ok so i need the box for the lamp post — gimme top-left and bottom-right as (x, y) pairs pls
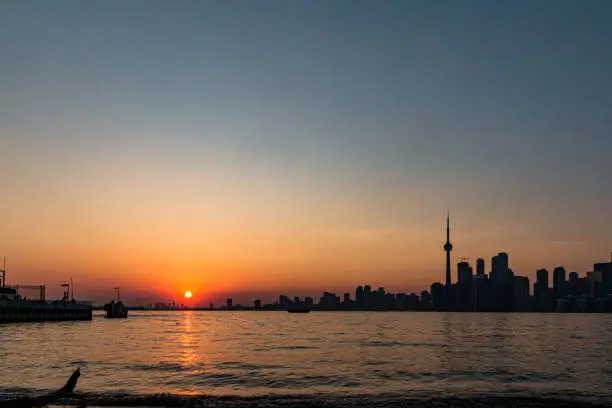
(114, 287), (120, 302)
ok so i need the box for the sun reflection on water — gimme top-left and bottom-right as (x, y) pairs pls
(179, 311), (197, 369)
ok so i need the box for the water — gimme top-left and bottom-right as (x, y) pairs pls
(1, 311), (611, 406)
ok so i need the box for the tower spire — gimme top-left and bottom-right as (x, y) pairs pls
(446, 209), (450, 243)
(443, 210), (453, 287)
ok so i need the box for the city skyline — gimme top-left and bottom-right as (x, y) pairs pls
(2, 211), (611, 305)
(6, 212), (609, 307)
(1, 1), (611, 303)
(138, 212), (612, 311)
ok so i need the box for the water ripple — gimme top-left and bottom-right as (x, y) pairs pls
(0, 311), (610, 400)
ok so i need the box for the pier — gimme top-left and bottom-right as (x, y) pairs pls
(0, 258), (93, 323)
(0, 298), (92, 323)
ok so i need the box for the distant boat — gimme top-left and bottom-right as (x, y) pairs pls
(103, 300), (128, 318)
(104, 287), (128, 318)
(287, 306), (311, 313)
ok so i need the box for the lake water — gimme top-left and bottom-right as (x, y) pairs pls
(1, 311), (611, 407)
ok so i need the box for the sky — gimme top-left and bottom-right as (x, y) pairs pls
(1, 0), (611, 305)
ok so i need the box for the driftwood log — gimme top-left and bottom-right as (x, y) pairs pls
(0, 368), (80, 408)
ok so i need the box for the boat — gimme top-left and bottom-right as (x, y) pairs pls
(287, 306), (311, 313)
(103, 300), (128, 318)
(103, 287), (128, 318)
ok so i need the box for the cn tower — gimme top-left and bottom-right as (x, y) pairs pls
(444, 210), (453, 287)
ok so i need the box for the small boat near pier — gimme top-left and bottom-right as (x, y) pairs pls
(104, 287), (128, 318)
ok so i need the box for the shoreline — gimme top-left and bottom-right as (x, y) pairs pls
(33, 390), (612, 408)
(43, 393), (612, 408)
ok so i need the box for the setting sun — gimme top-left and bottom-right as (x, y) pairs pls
(184, 291), (192, 299)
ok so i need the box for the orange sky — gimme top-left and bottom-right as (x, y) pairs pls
(1, 133), (610, 304)
(1, 2), (611, 305)
(2, 173), (609, 305)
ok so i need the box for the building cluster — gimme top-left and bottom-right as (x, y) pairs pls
(150, 214), (612, 313)
(218, 288), (431, 312)
(433, 213), (612, 313)
(145, 301), (189, 310)
(227, 214), (612, 313)
(216, 255), (612, 312)
(431, 253), (612, 313)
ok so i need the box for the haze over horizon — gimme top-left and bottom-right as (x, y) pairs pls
(1, 0), (611, 305)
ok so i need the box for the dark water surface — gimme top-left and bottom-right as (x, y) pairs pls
(1, 311), (611, 406)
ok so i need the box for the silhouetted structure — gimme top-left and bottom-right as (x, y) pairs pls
(443, 211), (453, 294)
(553, 266), (567, 301)
(594, 259), (612, 294)
(0, 259), (92, 323)
(534, 269), (550, 311)
(476, 258), (485, 277)
(104, 288), (128, 318)
(104, 300), (128, 318)
(431, 283), (444, 310)
(457, 261), (473, 311)
(512, 276), (530, 311)
(143, 220), (612, 314)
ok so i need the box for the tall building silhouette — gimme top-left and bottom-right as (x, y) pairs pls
(431, 282), (445, 310)
(457, 261), (473, 286)
(512, 276), (530, 311)
(534, 268), (550, 311)
(457, 261), (473, 311)
(536, 268), (549, 290)
(476, 258), (485, 277)
(491, 252), (510, 286)
(355, 285), (364, 307)
(444, 211), (453, 287)
(553, 266), (567, 299)
(594, 259), (612, 294)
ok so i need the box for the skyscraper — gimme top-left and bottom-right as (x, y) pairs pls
(476, 258), (485, 277)
(491, 252), (510, 286)
(356, 285), (364, 307)
(444, 211), (453, 287)
(534, 269), (550, 311)
(457, 261), (473, 286)
(457, 261), (473, 311)
(431, 282), (445, 310)
(536, 269), (549, 290)
(363, 285), (372, 309)
(553, 266), (567, 299)
(594, 260), (612, 294)
(512, 276), (530, 311)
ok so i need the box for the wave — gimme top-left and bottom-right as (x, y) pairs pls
(214, 361), (289, 370)
(253, 345), (319, 351)
(359, 340), (445, 348)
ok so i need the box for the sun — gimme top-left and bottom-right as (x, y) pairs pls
(184, 290), (192, 299)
